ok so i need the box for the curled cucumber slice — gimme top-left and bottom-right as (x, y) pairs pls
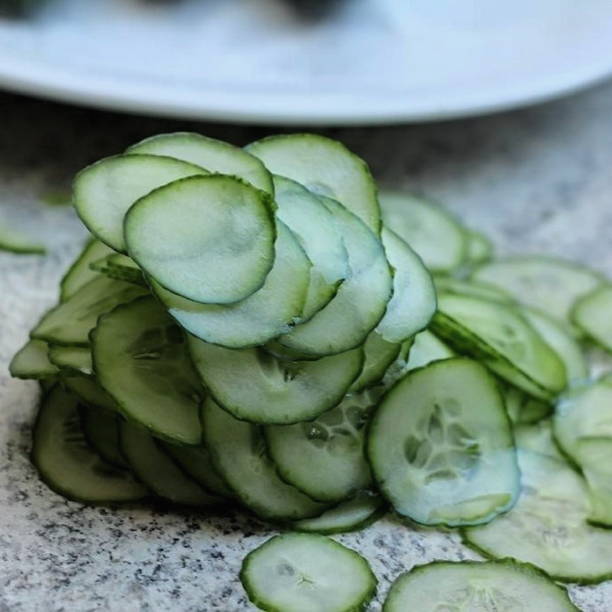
(60, 239), (114, 301)
(9, 339), (58, 380)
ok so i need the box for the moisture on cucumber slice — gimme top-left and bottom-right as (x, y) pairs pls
(125, 174), (276, 305)
(127, 132), (274, 195)
(90, 253), (145, 286)
(119, 421), (222, 507)
(240, 533), (377, 612)
(152, 221), (310, 349)
(201, 397), (328, 520)
(465, 229), (494, 265)
(383, 559), (577, 612)
(63, 375), (118, 412)
(471, 255), (603, 328)
(32, 387), (147, 503)
(277, 196), (392, 357)
(48, 345), (93, 377)
(0, 221), (45, 255)
(188, 337), (363, 424)
(73, 153), (206, 252)
(92, 296), (203, 446)
(60, 239), (115, 301)
(368, 358), (519, 527)
(572, 285), (612, 353)
(247, 133), (381, 233)
(265, 391), (375, 503)
(80, 404), (127, 469)
(434, 276), (513, 304)
(9, 339), (58, 380)
(574, 437), (612, 527)
(31, 276), (147, 347)
(349, 332), (402, 392)
(379, 192), (467, 273)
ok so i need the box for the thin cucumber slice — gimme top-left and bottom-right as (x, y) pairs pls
(201, 397), (327, 520)
(265, 391), (375, 503)
(125, 174), (276, 304)
(119, 421), (222, 507)
(151, 221), (310, 348)
(291, 492), (385, 534)
(90, 253), (145, 286)
(31, 276), (147, 347)
(60, 239), (114, 301)
(32, 387), (147, 503)
(574, 437), (612, 527)
(432, 294), (567, 400)
(383, 559), (577, 612)
(368, 358), (519, 527)
(273, 176), (348, 320)
(0, 221), (45, 254)
(63, 375), (118, 412)
(188, 337), (363, 424)
(127, 132), (274, 194)
(240, 533), (377, 612)
(572, 285), (612, 352)
(349, 332), (402, 392)
(9, 339), (58, 380)
(376, 227), (436, 343)
(277, 196), (392, 356)
(247, 133), (381, 233)
(48, 345), (93, 376)
(504, 386), (551, 425)
(434, 276), (513, 304)
(379, 192), (467, 273)
(471, 255), (603, 328)
(465, 229), (494, 265)
(403, 330), (455, 372)
(79, 404), (127, 469)
(92, 296), (203, 446)
(73, 153), (206, 252)
(513, 419), (565, 461)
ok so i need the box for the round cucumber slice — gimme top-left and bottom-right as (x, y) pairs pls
(79, 404), (127, 469)
(572, 284), (612, 353)
(403, 330), (455, 372)
(60, 239), (115, 301)
(9, 339), (58, 380)
(0, 221), (45, 255)
(349, 331), (402, 392)
(240, 533), (377, 612)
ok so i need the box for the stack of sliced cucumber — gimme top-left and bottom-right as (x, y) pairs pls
(10, 131), (612, 610)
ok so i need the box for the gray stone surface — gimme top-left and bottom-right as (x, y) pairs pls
(2, 81), (612, 610)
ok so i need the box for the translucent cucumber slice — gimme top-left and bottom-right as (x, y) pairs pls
(9, 339), (58, 380)
(119, 421), (222, 508)
(265, 391), (375, 503)
(572, 285), (612, 352)
(151, 221), (310, 348)
(247, 133), (381, 233)
(0, 221), (45, 255)
(92, 297), (203, 446)
(368, 358), (519, 526)
(90, 253), (145, 286)
(79, 404), (127, 469)
(434, 277), (513, 304)
(48, 345), (93, 376)
(188, 337), (363, 424)
(63, 375), (118, 412)
(73, 153), (206, 252)
(403, 330), (455, 372)
(383, 559), (577, 612)
(31, 276), (147, 347)
(127, 132), (273, 194)
(349, 332), (402, 392)
(465, 229), (494, 265)
(60, 239), (114, 301)
(379, 192), (467, 273)
(277, 196), (392, 357)
(240, 534), (377, 612)
(125, 175), (276, 304)
(32, 387), (147, 503)
(201, 397), (328, 520)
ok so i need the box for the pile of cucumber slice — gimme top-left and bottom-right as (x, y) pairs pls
(9, 131), (612, 610)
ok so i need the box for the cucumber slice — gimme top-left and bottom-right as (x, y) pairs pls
(47, 345), (93, 376)
(151, 221), (310, 348)
(31, 276), (147, 347)
(92, 296), (203, 446)
(188, 337), (363, 424)
(277, 196), (392, 357)
(513, 419), (565, 461)
(368, 358), (519, 526)
(504, 386), (551, 425)
(273, 176), (348, 320)
(383, 559), (577, 612)
(32, 387), (147, 503)
(291, 491), (385, 534)
(572, 285), (612, 352)
(0, 221), (45, 255)
(465, 229), (494, 265)
(471, 256), (603, 328)
(240, 533), (377, 612)
(125, 175), (276, 305)
(79, 404), (127, 469)
(265, 390), (375, 503)
(74, 154), (206, 252)
(90, 253), (145, 286)
(403, 330), (455, 372)
(574, 437), (612, 527)
(376, 227), (436, 343)
(63, 375), (118, 412)
(349, 332), (402, 392)
(379, 192), (467, 273)
(127, 132), (273, 195)
(433, 294), (567, 400)
(9, 339), (58, 380)
(434, 276), (513, 304)
(119, 421), (222, 507)
(60, 239), (114, 301)
(247, 133), (380, 233)
(201, 397), (327, 520)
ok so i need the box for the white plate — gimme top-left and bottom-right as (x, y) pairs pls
(1, 0), (612, 125)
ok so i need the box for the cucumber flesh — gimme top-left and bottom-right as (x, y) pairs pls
(403, 330), (455, 373)
(465, 229), (494, 265)
(572, 285), (612, 353)
(575, 437), (612, 527)
(240, 533), (377, 612)
(434, 276), (513, 304)
(48, 345), (93, 376)
(513, 420), (565, 461)
(125, 175), (276, 305)
(368, 358), (519, 526)
(0, 221), (45, 255)
(128, 132), (274, 195)
(80, 404), (127, 469)
(9, 339), (58, 380)
(63, 375), (118, 413)
(349, 331), (401, 392)
(60, 239), (114, 301)
(504, 385), (551, 426)
(90, 253), (145, 286)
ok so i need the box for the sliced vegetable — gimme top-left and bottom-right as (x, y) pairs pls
(0, 221), (45, 255)
(47, 345), (93, 376)
(90, 253), (145, 286)
(60, 239), (114, 301)
(465, 229), (494, 265)
(9, 339), (58, 380)
(572, 285), (612, 352)
(350, 332), (402, 392)
(79, 404), (127, 468)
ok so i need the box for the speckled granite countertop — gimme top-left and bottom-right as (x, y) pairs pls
(2, 83), (612, 611)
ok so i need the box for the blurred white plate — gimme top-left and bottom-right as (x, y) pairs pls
(1, 0), (612, 125)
